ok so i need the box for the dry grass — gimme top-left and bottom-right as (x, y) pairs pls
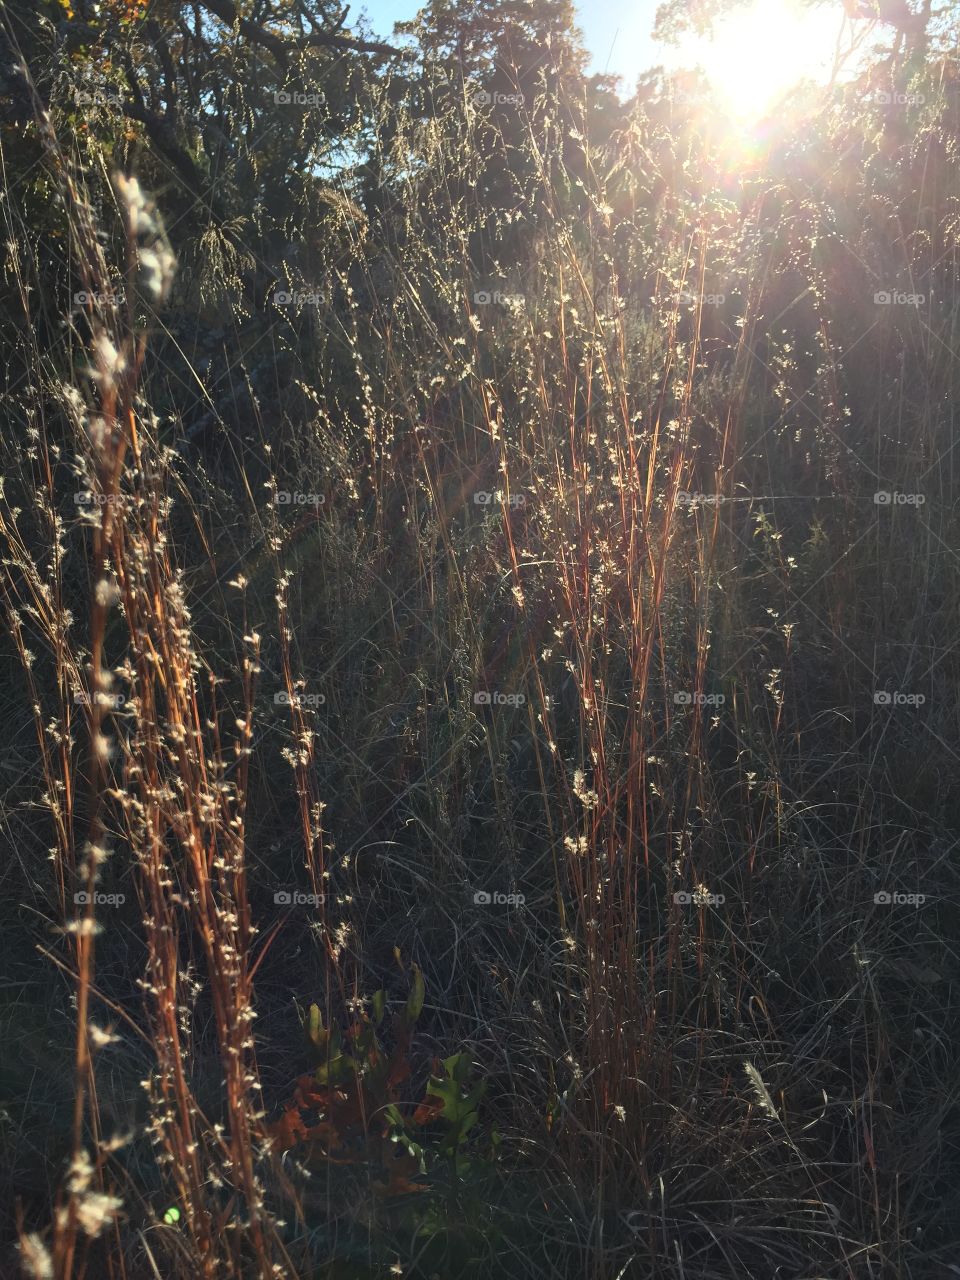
(0, 19), (959, 1279)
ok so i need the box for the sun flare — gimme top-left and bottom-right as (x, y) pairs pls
(673, 0), (849, 123)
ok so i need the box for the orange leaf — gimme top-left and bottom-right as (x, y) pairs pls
(267, 1107), (308, 1154)
(294, 1074), (330, 1107)
(385, 1049), (412, 1089)
(411, 1095), (443, 1126)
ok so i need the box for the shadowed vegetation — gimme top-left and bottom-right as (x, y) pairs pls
(1, 0), (960, 1275)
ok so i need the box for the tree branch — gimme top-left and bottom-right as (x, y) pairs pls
(120, 94), (229, 223)
(196, 0), (402, 67)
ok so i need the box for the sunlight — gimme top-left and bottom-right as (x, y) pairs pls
(674, 0), (849, 123)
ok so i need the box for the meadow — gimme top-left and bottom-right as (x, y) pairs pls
(1, 0), (959, 1275)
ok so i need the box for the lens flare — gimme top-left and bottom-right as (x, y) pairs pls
(674, 0), (850, 124)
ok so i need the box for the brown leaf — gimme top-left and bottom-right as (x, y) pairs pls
(267, 1106), (308, 1154)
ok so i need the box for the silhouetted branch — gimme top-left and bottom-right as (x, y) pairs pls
(196, 0), (401, 68)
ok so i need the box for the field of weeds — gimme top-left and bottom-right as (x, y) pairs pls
(1, 0), (960, 1275)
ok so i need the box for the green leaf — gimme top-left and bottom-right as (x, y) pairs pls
(443, 1052), (470, 1084)
(425, 1055), (485, 1153)
(383, 1103), (406, 1130)
(305, 1004), (342, 1059)
(352, 1018), (377, 1059)
(372, 989), (386, 1026)
(304, 1005), (356, 1083)
(314, 1047), (357, 1086)
(306, 1003), (323, 1048)
(404, 963), (425, 1026)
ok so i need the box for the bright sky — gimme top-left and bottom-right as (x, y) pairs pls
(355, 0), (859, 122)
(356, 0), (664, 87)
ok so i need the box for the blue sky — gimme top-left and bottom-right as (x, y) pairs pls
(352, 1), (862, 122)
(355, 0), (665, 90)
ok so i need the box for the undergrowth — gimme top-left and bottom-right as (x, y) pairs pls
(1, 1), (959, 1276)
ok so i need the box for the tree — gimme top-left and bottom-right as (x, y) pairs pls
(386, 0), (602, 271)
